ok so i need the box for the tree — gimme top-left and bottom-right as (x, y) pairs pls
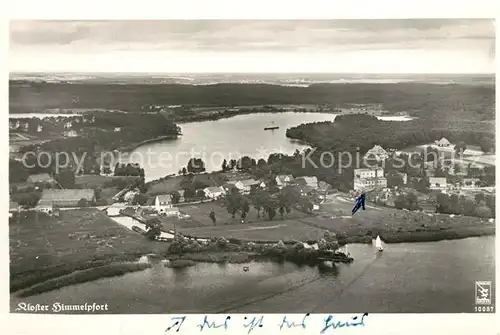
(237, 156), (256, 170)
(475, 193), (485, 205)
(479, 137), (494, 153)
(251, 189), (268, 218)
(221, 159), (228, 172)
(242, 200), (250, 217)
(133, 193), (149, 205)
(196, 189), (206, 200)
(225, 189), (242, 218)
(145, 218), (162, 240)
(181, 167), (187, 175)
(170, 191), (181, 204)
(279, 206), (285, 219)
(183, 185), (196, 200)
(186, 158), (206, 174)
(209, 209), (216, 224)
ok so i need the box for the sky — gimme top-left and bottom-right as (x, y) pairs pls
(9, 19), (496, 73)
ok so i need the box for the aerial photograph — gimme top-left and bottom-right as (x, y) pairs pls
(9, 19), (495, 314)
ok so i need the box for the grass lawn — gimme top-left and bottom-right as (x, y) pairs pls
(179, 219), (327, 242)
(75, 175), (138, 189)
(178, 201), (310, 228)
(10, 208), (165, 292)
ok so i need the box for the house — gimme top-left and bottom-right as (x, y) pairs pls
(364, 145), (389, 161)
(428, 177), (447, 190)
(435, 137), (451, 147)
(462, 148), (484, 156)
(64, 121), (73, 129)
(27, 173), (55, 185)
(353, 168), (387, 191)
(276, 175), (294, 188)
(64, 130), (78, 137)
(35, 203), (54, 215)
(155, 194), (173, 214)
(235, 179), (260, 194)
(37, 189), (96, 208)
(37, 124), (43, 132)
(204, 186), (226, 199)
(114, 127), (122, 132)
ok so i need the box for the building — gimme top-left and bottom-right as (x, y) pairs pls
(428, 177), (447, 190)
(37, 124), (43, 132)
(435, 137), (451, 147)
(364, 145), (389, 161)
(114, 127), (122, 132)
(35, 203), (54, 215)
(27, 173), (55, 185)
(353, 168), (387, 191)
(462, 148), (484, 156)
(235, 179), (260, 194)
(124, 189), (140, 203)
(276, 175), (294, 188)
(204, 186), (226, 199)
(64, 130), (78, 137)
(155, 194), (173, 214)
(37, 189), (96, 208)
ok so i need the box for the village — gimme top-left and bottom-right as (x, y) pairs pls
(9, 134), (496, 246)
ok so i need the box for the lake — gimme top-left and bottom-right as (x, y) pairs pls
(11, 236), (495, 313)
(119, 112), (413, 181)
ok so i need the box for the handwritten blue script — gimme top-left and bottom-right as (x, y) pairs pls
(243, 316), (264, 334)
(198, 315), (231, 331)
(165, 316), (187, 332)
(320, 313), (369, 334)
(279, 313), (310, 330)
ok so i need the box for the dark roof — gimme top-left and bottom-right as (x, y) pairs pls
(38, 189), (95, 206)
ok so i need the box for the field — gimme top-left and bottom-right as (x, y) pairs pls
(75, 175), (138, 189)
(10, 209), (163, 292)
(178, 193), (495, 244)
(178, 201), (310, 228)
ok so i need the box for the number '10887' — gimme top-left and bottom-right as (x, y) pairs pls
(474, 306), (494, 312)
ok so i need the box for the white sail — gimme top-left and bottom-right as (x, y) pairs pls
(375, 235), (383, 250)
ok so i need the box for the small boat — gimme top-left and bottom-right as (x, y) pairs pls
(264, 126), (279, 130)
(375, 235), (384, 252)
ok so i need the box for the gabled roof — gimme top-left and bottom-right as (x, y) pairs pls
(436, 137), (450, 145)
(204, 186), (226, 194)
(237, 179), (260, 186)
(27, 173), (54, 183)
(156, 194), (172, 203)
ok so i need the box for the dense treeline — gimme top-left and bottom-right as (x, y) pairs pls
(9, 82), (495, 121)
(286, 115), (495, 154)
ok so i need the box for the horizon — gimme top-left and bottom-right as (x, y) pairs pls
(10, 19), (495, 73)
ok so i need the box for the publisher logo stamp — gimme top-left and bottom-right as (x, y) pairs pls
(475, 281), (492, 305)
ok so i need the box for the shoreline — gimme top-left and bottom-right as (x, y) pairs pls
(118, 134), (180, 152)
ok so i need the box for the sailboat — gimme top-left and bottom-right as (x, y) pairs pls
(375, 235), (384, 252)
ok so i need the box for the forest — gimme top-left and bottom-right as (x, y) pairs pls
(9, 81), (495, 122)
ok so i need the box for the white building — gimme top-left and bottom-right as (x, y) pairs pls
(37, 124), (43, 132)
(64, 130), (78, 137)
(114, 127), (122, 132)
(364, 145), (389, 161)
(204, 186), (226, 199)
(428, 177), (447, 190)
(155, 194), (173, 214)
(235, 179), (260, 194)
(276, 175), (294, 188)
(353, 168), (387, 191)
(35, 203), (54, 215)
(435, 137), (451, 147)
